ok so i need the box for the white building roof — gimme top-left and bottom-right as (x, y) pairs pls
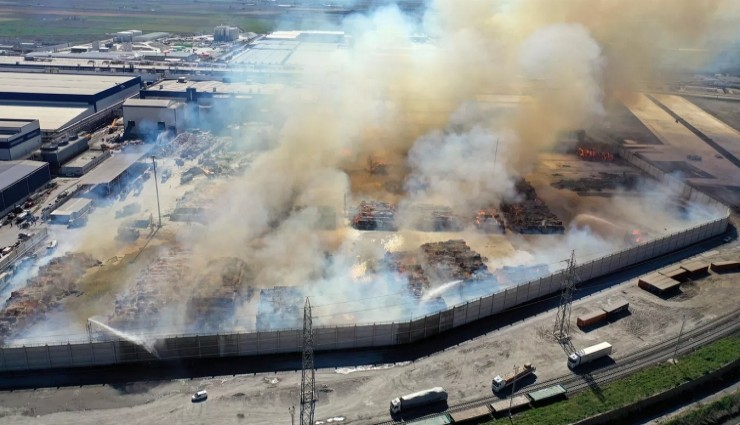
(0, 72), (137, 96)
(0, 160), (47, 190)
(50, 197), (92, 216)
(0, 105), (90, 132)
(124, 98), (179, 108)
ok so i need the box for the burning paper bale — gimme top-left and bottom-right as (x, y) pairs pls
(384, 240), (493, 299)
(473, 208), (505, 233)
(577, 145), (615, 162)
(420, 240), (492, 282)
(501, 180), (565, 234)
(352, 200), (397, 231)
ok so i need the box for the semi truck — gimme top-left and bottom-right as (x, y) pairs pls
(390, 387), (447, 414)
(491, 362), (536, 392)
(568, 342), (612, 369)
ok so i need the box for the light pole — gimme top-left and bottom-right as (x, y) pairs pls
(151, 156), (162, 228)
(673, 314), (687, 363)
(509, 364), (519, 423)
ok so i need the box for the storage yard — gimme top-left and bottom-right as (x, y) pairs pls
(0, 1), (738, 423)
(0, 241), (737, 424)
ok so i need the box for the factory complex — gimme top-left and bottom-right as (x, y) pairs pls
(0, 26), (736, 424)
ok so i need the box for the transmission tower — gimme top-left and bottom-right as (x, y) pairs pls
(300, 298), (316, 425)
(553, 251), (577, 342)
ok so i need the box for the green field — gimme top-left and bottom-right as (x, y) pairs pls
(0, 0), (349, 43)
(482, 337), (740, 425)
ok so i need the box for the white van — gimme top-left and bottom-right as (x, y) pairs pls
(191, 390), (207, 402)
(47, 240), (58, 250)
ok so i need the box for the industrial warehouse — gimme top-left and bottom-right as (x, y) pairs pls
(0, 2), (737, 424)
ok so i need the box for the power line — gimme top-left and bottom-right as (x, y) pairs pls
(300, 298), (316, 425)
(553, 250), (577, 343)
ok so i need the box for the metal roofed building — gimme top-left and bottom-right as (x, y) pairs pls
(78, 145), (153, 195)
(0, 105), (89, 139)
(49, 197), (93, 224)
(0, 119), (42, 160)
(0, 72), (141, 142)
(0, 160), (51, 216)
(123, 98), (186, 138)
(0, 72), (141, 111)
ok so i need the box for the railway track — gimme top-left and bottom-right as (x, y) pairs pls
(372, 310), (740, 425)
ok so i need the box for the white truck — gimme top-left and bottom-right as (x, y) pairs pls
(568, 342), (612, 369)
(492, 362), (536, 392)
(390, 387), (448, 414)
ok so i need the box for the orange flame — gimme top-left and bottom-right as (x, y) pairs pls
(578, 147), (614, 161)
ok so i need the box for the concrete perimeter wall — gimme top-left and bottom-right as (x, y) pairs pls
(0, 152), (730, 372)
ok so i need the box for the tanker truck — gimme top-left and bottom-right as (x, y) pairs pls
(568, 342), (612, 369)
(491, 362), (536, 392)
(390, 387), (448, 414)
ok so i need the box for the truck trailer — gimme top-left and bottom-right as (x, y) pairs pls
(568, 342), (612, 369)
(491, 363), (536, 392)
(390, 387), (448, 414)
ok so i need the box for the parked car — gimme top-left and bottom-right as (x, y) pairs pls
(191, 390), (207, 402)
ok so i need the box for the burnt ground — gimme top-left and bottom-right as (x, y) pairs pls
(0, 234), (737, 425)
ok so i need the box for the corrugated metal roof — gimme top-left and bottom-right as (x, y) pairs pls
(0, 104), (90, 131)
(50, 197), (92, 216)
(123, 98), (177, 108)
(78, 145), (151, 185)
(0, 72), (138, 96)
(0, 160), (47, 190)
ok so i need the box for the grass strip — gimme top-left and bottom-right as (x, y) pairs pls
(663, 389), (740, 425)
(481, 336), (740, 425)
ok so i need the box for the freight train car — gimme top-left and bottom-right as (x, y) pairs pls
(448, 405), (492, 423)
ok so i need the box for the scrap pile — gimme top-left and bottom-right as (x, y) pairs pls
(0, 253), (99, 343)
(186, 258), (255, 331)
(408, 204), (463, 232)
(501, 180), (564, 234)
(109, 249), (191, 328)
(153, 131), (219, 160)
(352, 201), (397, 231)
(256, 286), (303, 331)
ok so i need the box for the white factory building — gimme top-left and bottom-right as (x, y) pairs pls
(0, 72), (141, 143)
(214, 26), (239, 42)
(122, 98), (186, 139)
(0, 119), (42, 160)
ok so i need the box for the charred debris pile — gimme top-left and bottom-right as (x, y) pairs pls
(500, 180), (565, 234)
(351, 181), (562, 235)
(0, 253), (100, 343)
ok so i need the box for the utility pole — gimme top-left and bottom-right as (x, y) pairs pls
(553, 251), (577, 342)
(289, 405), (295, 425)
(150, 156), (162, 228)
(672, 314), (687, 363)
(300, 298), (315, 425)
(508, 364), (518, 423)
